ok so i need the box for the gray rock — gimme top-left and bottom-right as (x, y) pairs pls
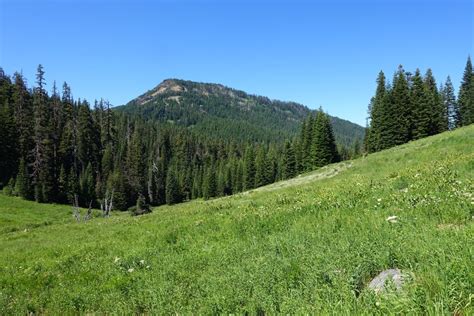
(368, 268), (403, 293)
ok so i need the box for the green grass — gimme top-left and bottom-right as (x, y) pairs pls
(1, 126), (473, 314)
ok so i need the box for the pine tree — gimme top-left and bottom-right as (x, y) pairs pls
(254, 146), (267, 187)
(108, 169), (128, 211)
(67, 167), (79, 204)
(0, 99), (18, 186)
(57, 164), (68, 204)
(243, 146), (256, 190)
(31, 65), (55, 202)
(366, 71), (386, 153)
(458, 56), (474, 126)
(203, 165), (217, 199)
(165, 165), (181, 205)
(424, 69), (446, 135)
(311, 110), (339, 168)
(411, 69), (431, 140)
(126, 125), (145, 200)
(282, 141), (296, 179)
(14, 157), (30, 199)
(386, 66), (411, 146)
(80, 163), (95, 206)
(442, 76), (458, 130)
(12, 72), (33, 161)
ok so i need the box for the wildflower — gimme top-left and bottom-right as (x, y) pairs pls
(386, 215), (398, 223)
(146, 265), (150, 269)
(140, 260), (145, 265)
(114, 257), (120, 263)
(377, 198), (382, 202)
(128, 268), (134, 273)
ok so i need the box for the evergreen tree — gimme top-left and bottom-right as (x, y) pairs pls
(108, 169), (128, 211)
(243, 146), (256, 190)
(14, 157), (30, 199)
(386, 66), (411, 147)
(126, 125), (145, 200)
(411, 69), (431, 140)
(57, 164), (68, 204)
(0, 100), (18, 186)
(423, 69), (446, 134)
(80, 163), (95, 205)
(12, 73), (33, 160)
(311, 109), (339, 168)
(165, 165), (181, 205)
(282, 141), (296, 179)
(458, 56), (474, 126)
(31, 65), (55, 202)
(442, 76), (458, 130)
(203, 165), (217, 199)
(67, 167), (79, 204)
(254, 146), (267, 187)
(366, 71), (386, 153)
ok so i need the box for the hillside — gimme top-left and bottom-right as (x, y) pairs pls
(0, 125), (473, 314)
(116, 79), (365, 145)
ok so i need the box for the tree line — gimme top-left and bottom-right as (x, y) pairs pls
(365, 56), (474, 152)
(0, 65), (343, 212)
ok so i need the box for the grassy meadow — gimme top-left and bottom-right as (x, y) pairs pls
(0, 126), (473, 314)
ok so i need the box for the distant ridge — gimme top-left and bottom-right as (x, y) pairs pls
(116, 79), (365, 145)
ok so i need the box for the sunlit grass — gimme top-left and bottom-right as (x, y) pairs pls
(0, 125), (473, 314)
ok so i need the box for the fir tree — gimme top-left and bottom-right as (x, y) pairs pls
(282, 141), (296, 179)
(411, 69), (431, 140)
(165, 165), (181, 205)
(423, 69), (446, 134)
(254, 146), (267, 187)
(15, 158), (30, 199)
(442, 76), (458, 130)
(311, 109), (339, 168)
(203, 166), (217, 199)
(458, 56), (474, 126)
(366, 71), (386, 153)
(0, 100), (18, 186)
(243, 146), (256, 190)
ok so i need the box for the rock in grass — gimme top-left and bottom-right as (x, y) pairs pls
(386, 215), (398, 223)
(368, 269), (403, 293)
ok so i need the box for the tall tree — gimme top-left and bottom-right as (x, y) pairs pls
(282, 140), (297, 179)
(423, 69), (446, 134)
(411, 69), (431, 140)
(0, 99), (18, 186)
(386, 65), (411, 147)
(442, 76), (458, 130)
(366, 71), (386, 153)
(311, 109), (339, 168)
(32, 65), (55, 202)
(242, 146), (256, 190)
(458, 56), (474, 126)
(165, 164), (181, 205)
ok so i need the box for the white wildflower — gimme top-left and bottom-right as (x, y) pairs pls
(128, 268), (134, 273)
(114, 257), (120, 263)
(377, 198), (382, 202)
(140, 260), (145, 265)
(146, 265), (150, 269)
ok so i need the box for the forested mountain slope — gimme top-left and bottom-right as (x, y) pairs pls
(116, 79), (365, 145)
(1, 125), (472, 314)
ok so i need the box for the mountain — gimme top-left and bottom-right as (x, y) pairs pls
(116, 79), (365, 145)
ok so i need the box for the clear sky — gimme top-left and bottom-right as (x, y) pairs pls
(1, 0), (472, 126)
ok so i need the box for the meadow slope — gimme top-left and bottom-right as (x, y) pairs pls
(0, 126), (473, 314)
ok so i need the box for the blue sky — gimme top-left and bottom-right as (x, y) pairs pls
(1, 0), (472, 126)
